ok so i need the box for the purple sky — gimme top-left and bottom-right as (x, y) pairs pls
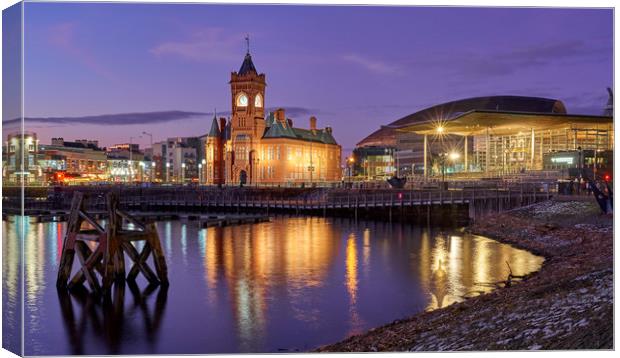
(3, 3), (613, 153)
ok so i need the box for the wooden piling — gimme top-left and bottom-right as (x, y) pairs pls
(56, 191), (169, 295)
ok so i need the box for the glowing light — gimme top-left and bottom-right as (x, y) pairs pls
(449, 152), (460, 161)
(436, 126), (444, 133)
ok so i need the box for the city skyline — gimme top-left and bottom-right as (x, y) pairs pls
(3, 3), (613, 153)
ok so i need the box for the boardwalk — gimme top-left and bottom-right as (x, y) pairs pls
(4, 182), (553, 221)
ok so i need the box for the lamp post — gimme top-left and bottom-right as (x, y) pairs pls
(347, 156), (354, 182)
(198, 163), (203, 184)
(165, 162), (170, 183)
(142, 131), (154, 182)
(201, 159), (206, 184)
(181, 162), (186, 184)
(142, 131), (153, 148)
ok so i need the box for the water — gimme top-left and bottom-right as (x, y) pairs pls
(3, 216), (543, 355)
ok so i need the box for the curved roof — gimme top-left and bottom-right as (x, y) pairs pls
(357, 95), (567, 147)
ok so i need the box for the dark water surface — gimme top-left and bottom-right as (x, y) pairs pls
(2, 216), (543, 355)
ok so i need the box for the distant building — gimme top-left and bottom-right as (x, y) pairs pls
(351, 146), (396, 179)
(2, 132), (41, 185)
(106, 142), (149, 182)
(205, 47), (342, 186)
(39, 137), (108, 182)
(357, 96), (568, 176)
(395, 105), (613, 176)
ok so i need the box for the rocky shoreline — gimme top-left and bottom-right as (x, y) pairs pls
(316, 198), (613, 351)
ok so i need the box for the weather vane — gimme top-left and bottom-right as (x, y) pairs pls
(245, 34), (250, 54)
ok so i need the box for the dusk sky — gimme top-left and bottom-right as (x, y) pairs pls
(3, 2), (613, 153)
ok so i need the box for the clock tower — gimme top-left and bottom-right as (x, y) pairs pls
(229, 37), (266, 184)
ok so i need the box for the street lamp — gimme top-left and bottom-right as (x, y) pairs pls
(198, 163), (203, 184)
(181, 162), (186, 184)
(347, 156), (355, 181)
(165, 162), (170, 183)
(201, 159), (206, 184)
(142, 131), (153, 148)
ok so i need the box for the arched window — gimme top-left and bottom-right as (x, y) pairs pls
(236, 92), (248, 107)
(255, 93), (263, 108)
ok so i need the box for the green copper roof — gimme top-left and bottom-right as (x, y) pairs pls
(262, 120), (338, 145)
(262, 120), (297, 139)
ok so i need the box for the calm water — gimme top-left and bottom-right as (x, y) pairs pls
(3, 216), (543, 355)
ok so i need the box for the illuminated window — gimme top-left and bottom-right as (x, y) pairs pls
(236, 93), (248, 107)
(255, 94), (263, 108)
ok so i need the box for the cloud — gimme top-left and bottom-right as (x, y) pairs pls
(403, 39), (611, 80)
(46, 22), (119, 82)
(3, 107), (321, 126)
(3, 111), (209, 126)
(341, 53), (401, 75)
(150, 28), (243, 62)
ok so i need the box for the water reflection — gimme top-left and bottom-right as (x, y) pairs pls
(6, 216), (543, 355)
(420, 233), (539, 310)
(345, 233), (364, 335)
(57, 283), (167, 355)
(2, 217), (23, 354)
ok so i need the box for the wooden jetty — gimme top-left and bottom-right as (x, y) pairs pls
(56, 191), (168, 295)
(5, 182), (555, 224)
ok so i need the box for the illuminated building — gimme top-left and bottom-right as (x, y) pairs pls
(2, 132), (42, 185)
(351, 146), (396, 179)
(39, 137), (107, 183)
(204, 44), (342, 186)
(357, 94), (613, 176)
(106, 143), (147, 183)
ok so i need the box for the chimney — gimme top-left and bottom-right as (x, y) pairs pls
(275, 108), (286, 126)
(309, 116), (317, 130)
(325, 126), (332, 134)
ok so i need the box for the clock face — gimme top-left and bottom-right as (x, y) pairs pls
(237, 93), (248, 107)
(255, 94), (263, 108)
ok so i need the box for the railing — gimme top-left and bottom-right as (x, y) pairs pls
(5, 182), (553, 214)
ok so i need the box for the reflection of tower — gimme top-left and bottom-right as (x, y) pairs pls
(430, 259), (448, 309)
(201, 218), (340, 351)
(345, 233), (364, 335)
(229, 36), (266, 184)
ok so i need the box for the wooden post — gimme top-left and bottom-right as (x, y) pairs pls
(56, 191), (169, 295)
(56, 192), (84, 288)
